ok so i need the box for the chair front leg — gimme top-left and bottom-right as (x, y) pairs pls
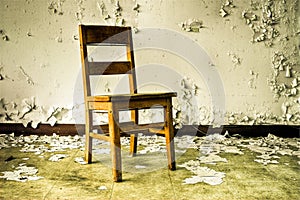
(108, 104), (122, 182)
(164, 98), (176, 170)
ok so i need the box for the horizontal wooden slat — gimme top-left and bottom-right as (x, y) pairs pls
(88, 61), (132, 75)
(92, 122), (165, 135)
(113, 99), (168, 110)
(149, 128), (165, 134)
(83, 25), (131, 44)
(87, 92), (177, 102)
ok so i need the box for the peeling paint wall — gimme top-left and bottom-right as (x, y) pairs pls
(0, 0), (299, 128)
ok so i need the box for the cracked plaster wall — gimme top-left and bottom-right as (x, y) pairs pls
(0, 0), (299, 128)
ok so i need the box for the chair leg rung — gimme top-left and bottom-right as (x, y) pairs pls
(89, 132), (110, 142)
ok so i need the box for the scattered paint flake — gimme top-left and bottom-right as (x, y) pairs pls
(75, 0), (85, 21)
(256, 154), (280, 160)
(98, 185), (107, 190)
(0, 67), (5, 80)
(219, 0), (235, 17)
(224, 146), (244, 155)
(18, 134), (83, 154)
(132, 3), (140, 15)
(104, 81), (111, 93)
(135, 165), (146, 169)
(227, 52), (241, 66)
(219, 7), (228, 17)
(1, 132), (299, 187)
(0, 30), (9, 41)
(0, 164), (43, 182)
(254, 159), (279, 165)
(184, 175), (224, 186)
(97, 1), (110, 20)
(56, 36), (63, 43)
(180, 19), (203, 32)
(48, 0), (64, 15)
(132, 27), (139, 33)
(179, 161), (226, 186)
(291, 78), (298, 88)
(198, 154), (228, 165)
(205, 133), (226, 143)
(277, 149), (293, 156)
(242, 0), (281, 46)
(0, 97), (73, 128)
(49, 154), (67, 162)
(27, 31), (32, 37)
(115, 18), (124, 26)
(19, 66), (34, 85)
(74, 157), (87, 165)
(2, 35), (9, 41)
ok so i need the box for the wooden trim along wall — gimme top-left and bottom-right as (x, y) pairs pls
(0, 123), (299, 138)
(0, 123), (85, 136)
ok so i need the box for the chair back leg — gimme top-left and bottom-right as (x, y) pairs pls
(85, 110), (93, 163)
(129, 134), (138, 156)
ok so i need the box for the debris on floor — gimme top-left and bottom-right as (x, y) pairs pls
(178, 160), (226, 186)
(48, 154), (67, 162)
(198, 154), (228, 165)
(135, 165), (147, 169)
(0, 163), (43, 182)
(98, 185), (107, 190)
(223, 146), (244, 155)
(0, 131), (299, 188)
(18, 134), (83, 154)
(74, 157), (87, 165)
(177, 132), (300, 185)
(254, 158), (279, 165)
(132, 134), (167, 154)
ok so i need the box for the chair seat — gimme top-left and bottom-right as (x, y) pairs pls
(87, 92), (177, 102)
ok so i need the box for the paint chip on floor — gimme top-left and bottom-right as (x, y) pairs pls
(179, 160), (226, 186)
(74, 157), (87, 165)
(135, 165), (147, 169)
(48, 154), (67, 162)
(0, 164), (43, 182)
(198, 154), (228, 165)
(98, 185), (107, 190)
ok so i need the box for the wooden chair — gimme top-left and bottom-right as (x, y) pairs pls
(79, 25), (177, 182)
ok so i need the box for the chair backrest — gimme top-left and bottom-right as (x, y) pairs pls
(79, 25), (137, 97)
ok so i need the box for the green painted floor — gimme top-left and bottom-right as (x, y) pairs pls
(0, 134), (299, 200)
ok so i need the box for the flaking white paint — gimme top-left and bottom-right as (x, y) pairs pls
(0, 0), (299, 128)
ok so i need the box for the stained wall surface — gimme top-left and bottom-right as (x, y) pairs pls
(0, 0), (299, 128)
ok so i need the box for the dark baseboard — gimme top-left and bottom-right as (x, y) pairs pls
(0, 123), (85, 136)
(0, 123), (299, 138)
(190, 125), (300, 138)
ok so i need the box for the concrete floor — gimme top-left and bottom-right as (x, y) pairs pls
(0, 133), (299, 200)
